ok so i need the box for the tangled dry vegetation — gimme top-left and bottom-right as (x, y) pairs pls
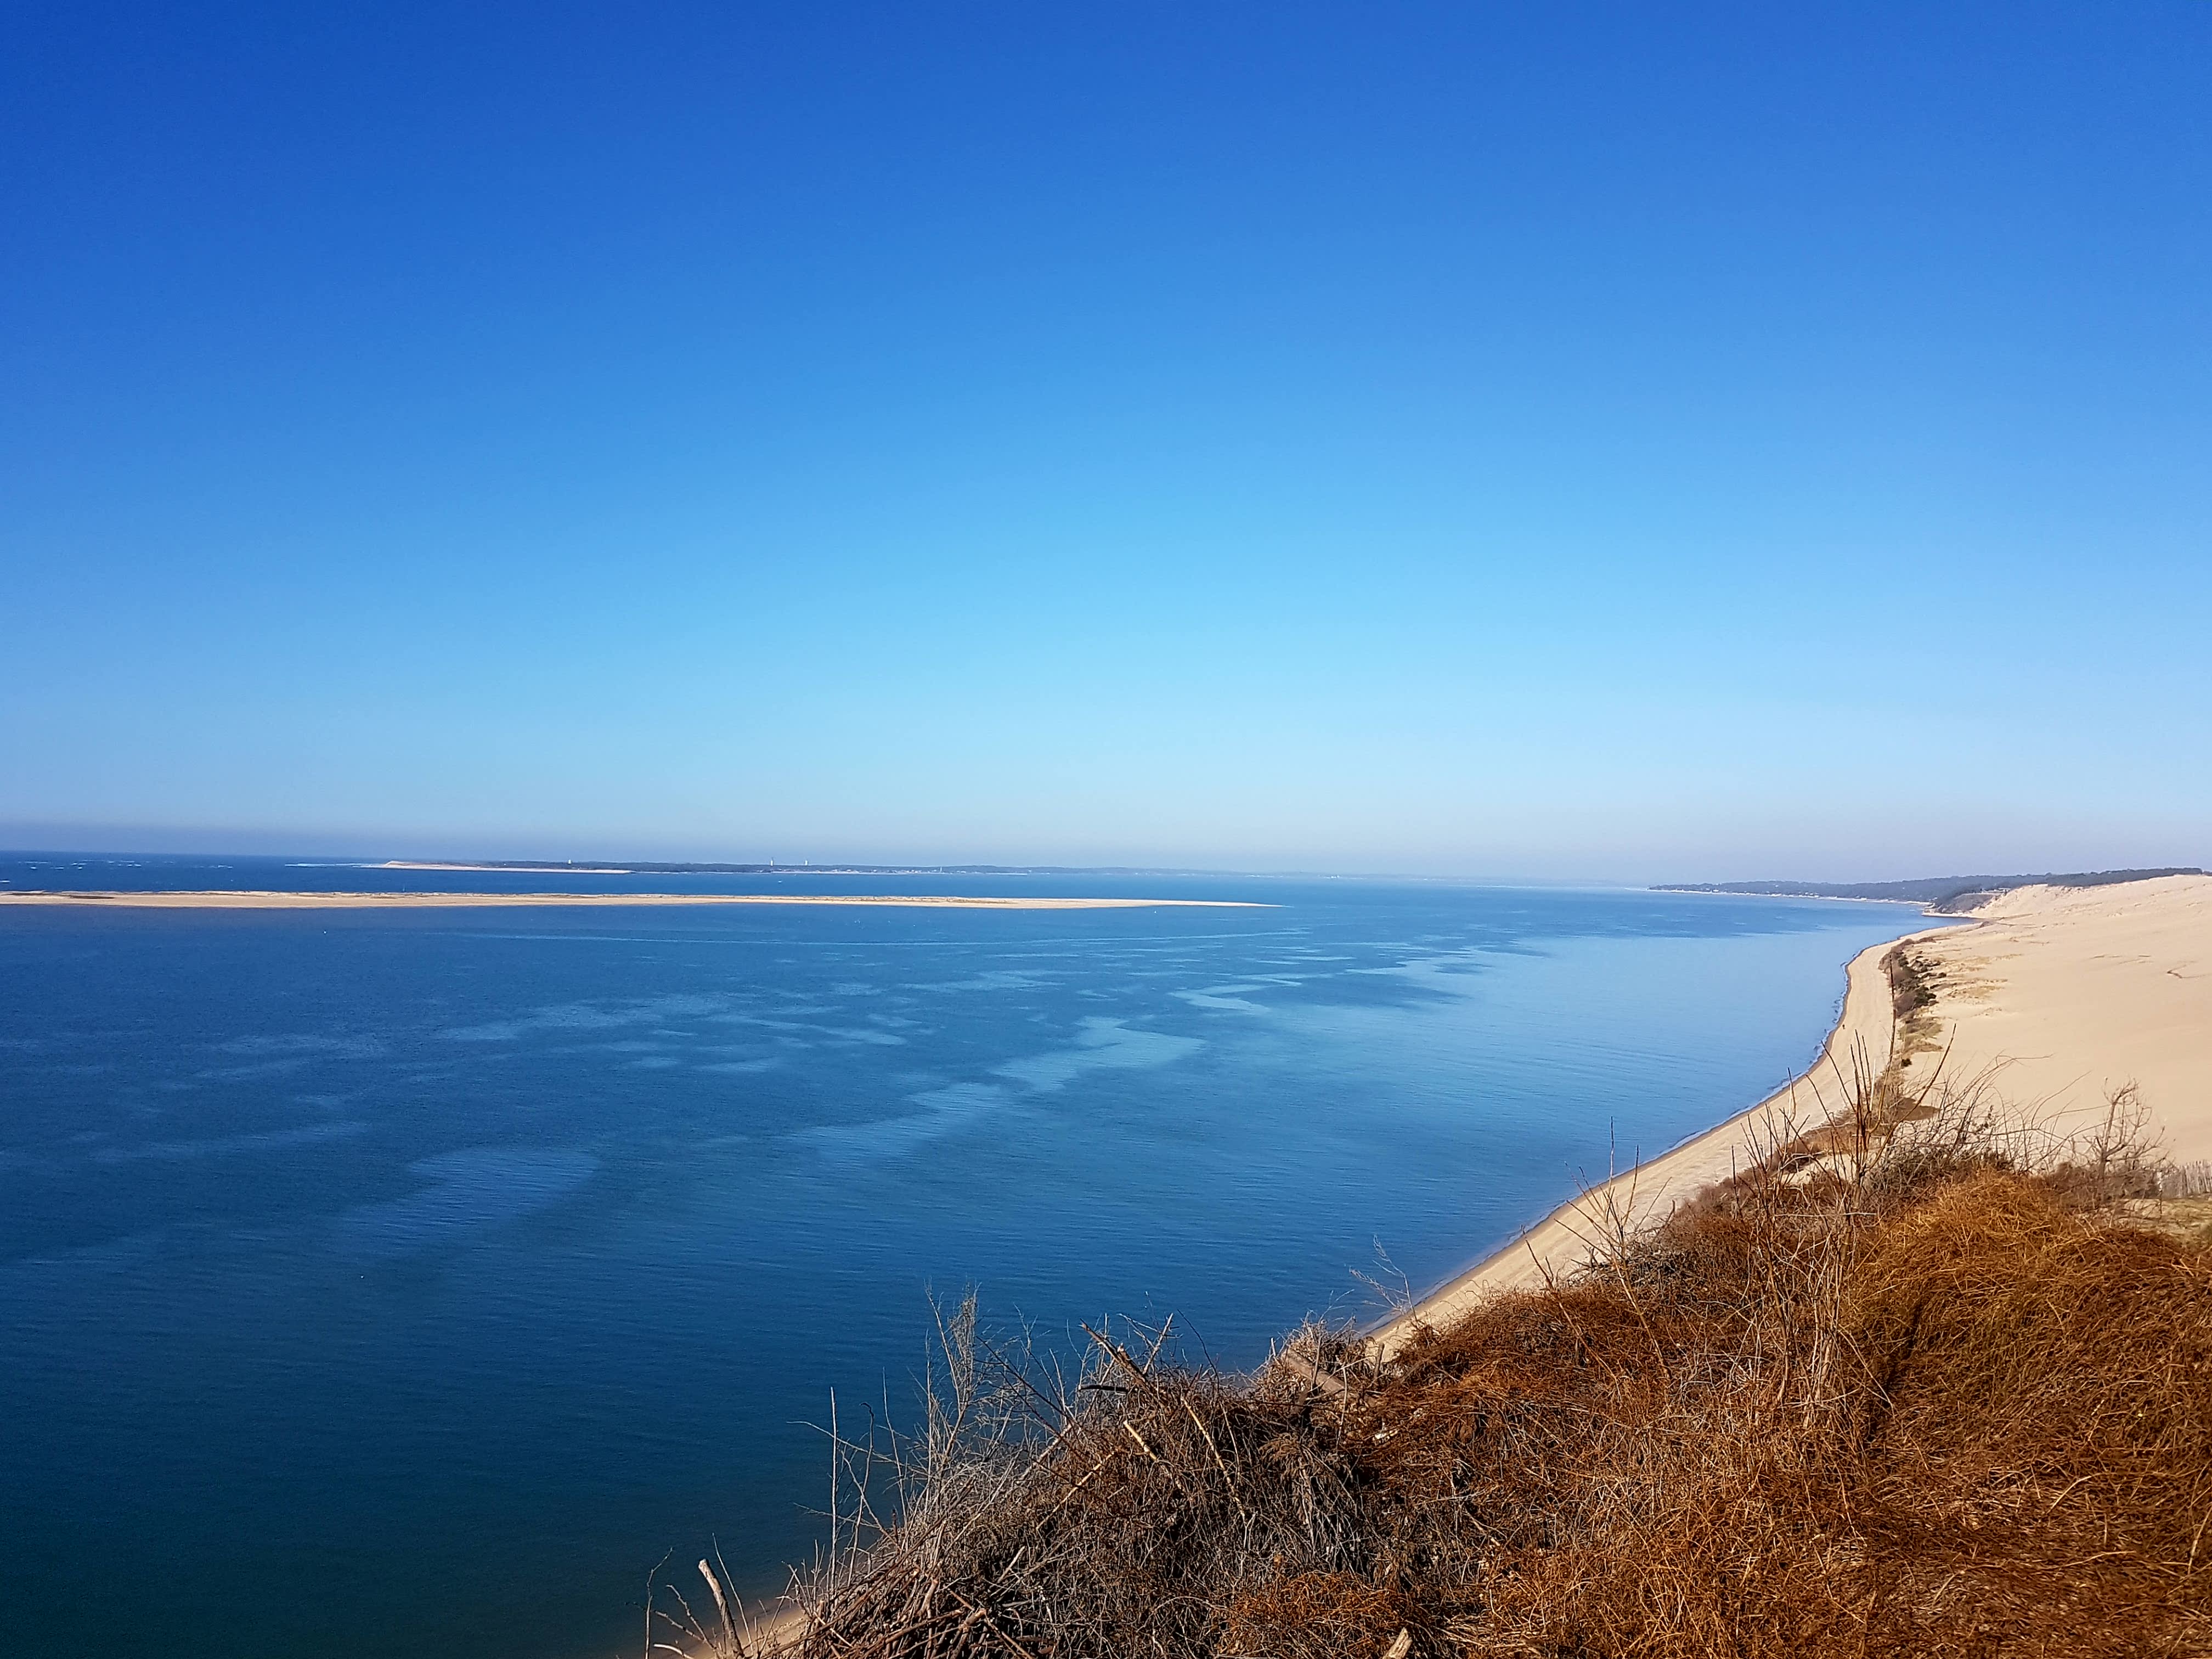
(659, 1080), (2212, 1659)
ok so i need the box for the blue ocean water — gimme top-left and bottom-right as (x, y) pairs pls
(0, 859), (1931, 1657)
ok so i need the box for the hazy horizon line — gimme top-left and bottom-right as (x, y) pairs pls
(4, 832), (2203, 895)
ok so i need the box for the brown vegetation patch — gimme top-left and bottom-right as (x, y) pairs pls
(664, 1114), (2212, 1658)
(1881, 941), (1957, 1081)
(1884, 941), (1945, 1023)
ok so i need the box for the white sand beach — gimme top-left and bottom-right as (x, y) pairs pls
(1376, 874), (2212, 1354)
(0, 891), (1263, 911)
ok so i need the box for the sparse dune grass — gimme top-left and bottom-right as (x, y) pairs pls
(656, 1079), (2212, 1658)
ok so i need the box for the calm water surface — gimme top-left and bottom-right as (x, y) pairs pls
(0, 859), (1931, 1657)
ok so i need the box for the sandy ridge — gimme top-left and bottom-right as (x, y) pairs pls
(0, 891), (1267, 911)
(1901, 874), (2212, 1165)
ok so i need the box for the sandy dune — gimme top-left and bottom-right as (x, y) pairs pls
(1375, 874), (2212, 1355)
(0, 890), (1263, 911)
(1904, 874), (2212, 1165)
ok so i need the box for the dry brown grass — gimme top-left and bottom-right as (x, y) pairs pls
(657, 1087), (2212, 1659)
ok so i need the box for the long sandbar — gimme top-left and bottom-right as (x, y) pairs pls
(1374, 873), (2212, 1355)
(370, 861), (636, 873)
(0, 890), (1266, 911)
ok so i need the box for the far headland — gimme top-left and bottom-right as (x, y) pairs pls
(1654, 865), (2204, 913)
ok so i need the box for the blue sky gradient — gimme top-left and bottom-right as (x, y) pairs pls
(4, 4), (2207, 877)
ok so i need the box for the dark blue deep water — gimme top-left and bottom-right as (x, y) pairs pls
(0, 858), (1929, 1657)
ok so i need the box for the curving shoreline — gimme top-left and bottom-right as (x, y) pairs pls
(1371, 927), (1922, 1356)
(1375, 873), (2212, 1356)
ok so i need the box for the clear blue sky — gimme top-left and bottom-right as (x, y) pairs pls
(3, 4), (2206, 878)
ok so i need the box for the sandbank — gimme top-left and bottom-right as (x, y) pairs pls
(369, 861), (636, 873)
(0, 890), (1262, 911)
(1375, 873), (2212, 1355)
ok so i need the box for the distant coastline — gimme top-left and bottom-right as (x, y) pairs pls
(361, 860), (1227, 877)
(1654, 866), (2203, 913)
(0, 890), (1267, 910)
(370, 860), (637, 874)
